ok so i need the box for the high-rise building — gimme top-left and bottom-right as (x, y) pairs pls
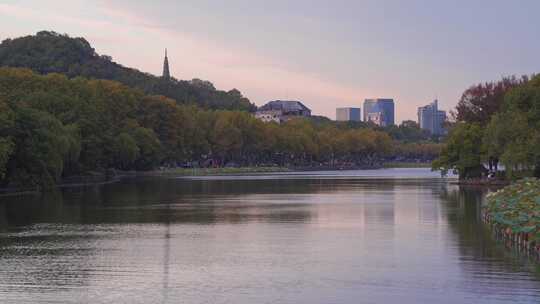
(336, 107), (361, 122)
(418, 100), (447, 135)
(363, 98), (395, 126)
(162, 49), (171, 79)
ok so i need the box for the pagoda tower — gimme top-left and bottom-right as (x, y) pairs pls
(162, 49), (171, 80)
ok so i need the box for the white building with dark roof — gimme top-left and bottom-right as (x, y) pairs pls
(255, 100), (311, 123)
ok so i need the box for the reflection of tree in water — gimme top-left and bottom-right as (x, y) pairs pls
(0, 190), (80, 231)
(0, 178), (448, 228)
(162, 202), (171, 304)
(0, 194), (99, 294)
(439, 185), (540, 280)
(2, 177), (538, 300)
(0, 178), (358, 226)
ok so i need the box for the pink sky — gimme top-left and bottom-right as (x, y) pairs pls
(1, 0), (539, 122)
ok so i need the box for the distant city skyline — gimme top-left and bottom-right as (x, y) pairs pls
(418, 100), (447, 135)
(1, 0), (539, 122)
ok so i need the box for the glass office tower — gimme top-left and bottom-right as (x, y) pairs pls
(363, 98), (395, 126)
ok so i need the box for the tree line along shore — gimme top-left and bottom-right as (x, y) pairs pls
(0, 67), (439, 190)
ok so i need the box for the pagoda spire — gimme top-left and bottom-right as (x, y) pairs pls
(162, 48), (171, 80)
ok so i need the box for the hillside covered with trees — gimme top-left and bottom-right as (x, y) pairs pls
(0, 31), (255, 111)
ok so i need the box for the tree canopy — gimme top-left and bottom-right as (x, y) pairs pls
(483, 76), (540, 177)
(453, 76), (529, 126)
(0, 31), (255, 111)
(432, 123), (484, 179)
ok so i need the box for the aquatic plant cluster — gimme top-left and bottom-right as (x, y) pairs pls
(483, 178), (540, 259)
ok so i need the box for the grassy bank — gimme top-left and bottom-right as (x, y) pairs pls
(149, 167), (291, 176)
(483, 178), (540, 259)
(383, 162), (432, 168)
(151, 164), (435, 176)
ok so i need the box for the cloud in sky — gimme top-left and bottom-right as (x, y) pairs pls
(1, 0), (539, 122)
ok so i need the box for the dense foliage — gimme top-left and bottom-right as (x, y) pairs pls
(432, 123), (484, 179)
(0, 31), (255, 111)
(484, 77), (540, 177)
(453, 76), (529, 126)
(0, 68), (438, 189)
(392, 142), (442, 162)
(434, 75), (540, 179)
(383, 120), (433, 143)
(484, 178), (540, 242)
(311, 119), (433, 143)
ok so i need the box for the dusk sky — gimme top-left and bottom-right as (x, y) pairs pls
(1, 0), (539, 122)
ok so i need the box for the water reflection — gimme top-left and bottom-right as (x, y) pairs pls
(0, 170), (538, 303)
(2, 178), (436, 227)
(162, 202), (172, 304)
(439, 185), (540, 298)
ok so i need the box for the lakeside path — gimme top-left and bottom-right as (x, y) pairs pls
(146, 167), (290, 176)
(170, 167), (455, 181)
(145, 163), (433, 177)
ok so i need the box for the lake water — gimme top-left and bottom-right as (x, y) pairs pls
(0, 168), (539, 303)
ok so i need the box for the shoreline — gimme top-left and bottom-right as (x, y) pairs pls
(451, 179), (510, 186)
(141, 163), (434, 176)
(0, 177), (123, 197)
(0, 166), (436, 196)
(141, 166), (291, 176)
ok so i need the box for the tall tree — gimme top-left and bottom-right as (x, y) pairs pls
(483, 75), (540, 177)
(0, 98), (14, 180)
(7, 107), (80, 188)
(432, 123), (484, 179)
(454, 76), (528, 125)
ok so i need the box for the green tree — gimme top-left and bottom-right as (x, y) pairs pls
(112, 133), (140, 169)
(132, 127), (161, 170)
(432, 123), (485, 179)
(212, 112), (244, 164)
(0, 99), (14, 180)
(8, 107), (79, 188)
(483, 75), (540, 177)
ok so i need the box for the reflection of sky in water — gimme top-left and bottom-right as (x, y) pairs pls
(0, 169), (537, 304)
